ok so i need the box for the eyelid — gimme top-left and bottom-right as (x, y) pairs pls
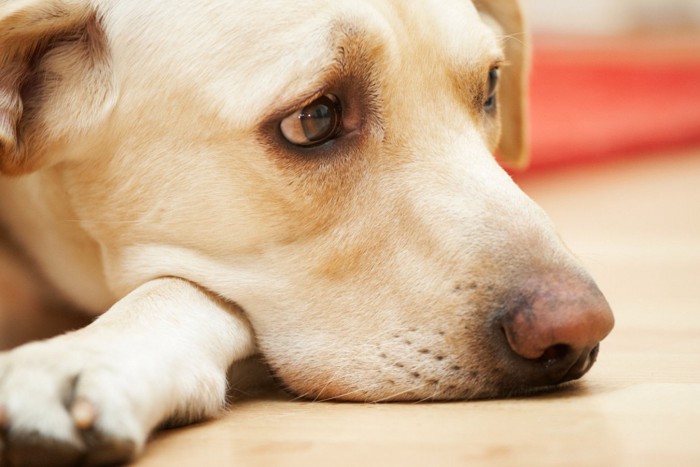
(262, 65), (347, 125)
(487, 59), (504, 92)
(488, 68), (500, 94)
(276, 88), (330, 123)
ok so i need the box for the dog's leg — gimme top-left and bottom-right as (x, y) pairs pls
(0, 277), (256, 466)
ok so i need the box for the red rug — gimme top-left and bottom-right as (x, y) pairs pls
(526, 34), (700, 171)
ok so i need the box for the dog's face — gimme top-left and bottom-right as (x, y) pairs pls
(0, 0), (613, 400)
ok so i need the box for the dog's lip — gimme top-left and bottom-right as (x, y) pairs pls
(264, 332), (604, 403)
(524, 343), (600, 388)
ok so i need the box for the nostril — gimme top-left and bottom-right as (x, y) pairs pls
(588, 342), (600, 362)
(576, 344), (600, 375)
(537, 344), (571, 367)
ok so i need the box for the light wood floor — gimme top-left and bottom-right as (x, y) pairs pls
(130, 148), (700, 466)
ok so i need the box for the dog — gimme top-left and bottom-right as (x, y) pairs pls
(0, 0), (615, 465)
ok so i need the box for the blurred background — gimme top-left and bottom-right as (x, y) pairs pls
(525, 0), (700, 35)
(519, 0), (700, 170)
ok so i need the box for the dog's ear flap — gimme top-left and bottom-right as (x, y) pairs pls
(474, 0), (530, 169)
(0, 0), (112, 175)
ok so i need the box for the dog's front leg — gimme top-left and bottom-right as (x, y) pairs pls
(0, 277), (256, 466)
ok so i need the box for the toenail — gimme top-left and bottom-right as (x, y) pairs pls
(71, 399), (97, 430)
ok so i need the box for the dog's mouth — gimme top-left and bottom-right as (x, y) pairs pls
(263, 366), (596, 403)
(256, 340), (602, 403)
(493, 343), (601, 398)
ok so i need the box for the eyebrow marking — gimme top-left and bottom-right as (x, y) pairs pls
(263, 20), (388, 123)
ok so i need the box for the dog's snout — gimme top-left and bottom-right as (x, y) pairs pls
(499, 272), (614, 386)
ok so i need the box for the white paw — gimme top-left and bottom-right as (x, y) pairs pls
(0, 279), (256, 466)
(0, 338), (149, 466)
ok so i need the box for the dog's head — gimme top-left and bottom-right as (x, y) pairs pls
(0, 0), (613, 400)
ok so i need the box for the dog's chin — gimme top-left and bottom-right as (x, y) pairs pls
(262, 358), (590, 403)
(275, 377), (581, 403)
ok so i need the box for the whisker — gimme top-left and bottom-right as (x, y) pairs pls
(416, 378), (443, 403)
(501, 31), (527, 46)
(316, 385), (370, 403)
(373, 382), (432, 403)
(289, 392), (309, 402)
(313, 367), (345, 402)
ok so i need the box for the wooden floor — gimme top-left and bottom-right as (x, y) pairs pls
(129, 148), (700, 466)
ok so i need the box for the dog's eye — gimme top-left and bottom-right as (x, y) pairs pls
(280, 94), (342, 147)
(484, 67), (499, 112)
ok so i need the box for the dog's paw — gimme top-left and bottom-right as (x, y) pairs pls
(0, 340), (147, 467)
(0, 279), (253, 466)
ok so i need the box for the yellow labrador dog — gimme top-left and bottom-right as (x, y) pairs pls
(0, 0), (614, 465)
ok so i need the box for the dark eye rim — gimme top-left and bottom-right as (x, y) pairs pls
(280, 93), (344, 148)
(256, 73), (377, 169)
(484, 66), (500, 113)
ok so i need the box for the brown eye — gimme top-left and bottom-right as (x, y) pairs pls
(484, 67), (499, 112)
(280, 94), (342, 147)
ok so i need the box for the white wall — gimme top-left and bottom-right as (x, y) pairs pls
(523, 0), (700, 34)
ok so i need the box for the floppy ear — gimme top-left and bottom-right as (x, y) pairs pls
(474, 0), (530, 169)
(0, 0), (112, 175)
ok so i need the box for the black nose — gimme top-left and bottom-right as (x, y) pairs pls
(498, 272), (614, 387)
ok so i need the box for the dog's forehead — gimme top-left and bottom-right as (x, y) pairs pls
(220, 0), (500, 126)
(107, 0), (500, 126)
